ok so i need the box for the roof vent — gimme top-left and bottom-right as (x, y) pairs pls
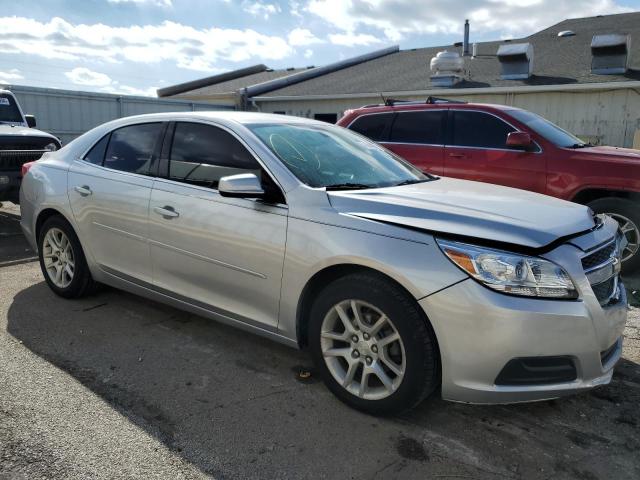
(497, 42), (533, 80)
(558, 30), (575, 37)
(430, 51), (464, 87)
(591, 34), (629, 74)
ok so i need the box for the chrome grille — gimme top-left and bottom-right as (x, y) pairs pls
(582, 236), (621, 306)
(0, 149), (46, 170)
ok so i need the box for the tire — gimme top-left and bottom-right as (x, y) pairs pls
(38, 215), (97, 298)
(308, 272), (440, 415)
(588, 198), (640, 274)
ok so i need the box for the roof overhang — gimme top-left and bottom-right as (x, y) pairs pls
(250, 81), (640, 102)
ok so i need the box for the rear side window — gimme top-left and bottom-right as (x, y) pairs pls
(84, 134), (110, 165)
(390, 111), (445, 144)
(104, 123), (162, 174)
(452, 111), (514, 149)
(168, 122), (261, 189)
(349, 113), (394, 141)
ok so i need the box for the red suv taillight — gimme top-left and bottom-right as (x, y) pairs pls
(21, 161), (36, 177)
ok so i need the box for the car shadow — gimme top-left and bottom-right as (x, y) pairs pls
(6, 282), (640, 479)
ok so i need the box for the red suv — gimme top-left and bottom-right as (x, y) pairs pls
(338, 98), (640, 272)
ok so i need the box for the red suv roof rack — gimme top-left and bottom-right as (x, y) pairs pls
(362, 96), (467, 108)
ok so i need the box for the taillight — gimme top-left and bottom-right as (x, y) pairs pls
(21, 161), (36, 177)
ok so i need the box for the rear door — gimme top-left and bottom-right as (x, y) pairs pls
(444, 110), (546, 193)
(148, 121), (288, 330)
(68, 122), (164, 284)
(382, 109), (446, 175)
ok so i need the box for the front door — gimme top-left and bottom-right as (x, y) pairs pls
(68, 122), (164, 284)
(148, 121), (288, 330)
(444, 110), (546, 193)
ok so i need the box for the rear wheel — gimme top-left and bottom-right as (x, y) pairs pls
(38, 215), (97, 298)
(588, 198), (640, 273)
(308, 273), (439, 415)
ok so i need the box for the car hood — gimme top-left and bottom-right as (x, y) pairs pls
(577, 145), (640, 161)
(327, 177), (595, 249)
(0, 124), (57, 140)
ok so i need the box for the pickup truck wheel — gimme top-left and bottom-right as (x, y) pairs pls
(308, 273), (440, 415)
(588, 198), (640, 274)
(38, 215), (97, 298)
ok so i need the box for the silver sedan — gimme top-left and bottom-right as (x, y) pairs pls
(20, 112), (627, 414)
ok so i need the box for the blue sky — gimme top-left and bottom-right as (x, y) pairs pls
(0, 0), (638, 96)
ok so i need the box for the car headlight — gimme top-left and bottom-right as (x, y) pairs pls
(436, 239), (578, 299)
(44, 142), (58, 152)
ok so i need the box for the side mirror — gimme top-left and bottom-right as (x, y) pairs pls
(506, 131), (533, 150)
(25, 115), (36, 128)
(218, 173), (265, 198)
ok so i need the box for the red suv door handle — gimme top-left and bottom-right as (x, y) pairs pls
(449, 153), (466, 158)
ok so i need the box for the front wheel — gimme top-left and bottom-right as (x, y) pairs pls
(588, 198), (640, 274)
(308, 273), (440, 415)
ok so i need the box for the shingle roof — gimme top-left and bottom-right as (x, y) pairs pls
(257, 12), (640, 98)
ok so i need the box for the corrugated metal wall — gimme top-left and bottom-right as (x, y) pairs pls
(6, 85), (232, 145)
(258, 88), (640, 148)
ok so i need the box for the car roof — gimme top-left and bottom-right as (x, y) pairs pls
(347, 102), (517, 116)
(108, 110), (323, 126)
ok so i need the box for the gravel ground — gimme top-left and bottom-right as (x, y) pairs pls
(1, 202), (639, 479)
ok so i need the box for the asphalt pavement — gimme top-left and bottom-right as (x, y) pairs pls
(1, 202), (639, 479)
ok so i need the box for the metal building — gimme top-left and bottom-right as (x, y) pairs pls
(5, 85), (230, 145)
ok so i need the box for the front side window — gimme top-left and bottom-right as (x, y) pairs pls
(348, 113), (394, 141)
(0, 93), (24, 124)
(248, 123), (430, 189)
(451, 111), (514, 149)
(168, 122), (261, 189)
(508, 109), (583, 148)
(390, 111), (445, 145)
(104, 123), (162, 174)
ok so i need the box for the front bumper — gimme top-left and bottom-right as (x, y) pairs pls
(420, 278), (627, 404)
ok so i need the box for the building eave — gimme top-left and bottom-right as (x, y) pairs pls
(250, 81), (640, 102)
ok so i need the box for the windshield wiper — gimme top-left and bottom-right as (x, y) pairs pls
(392, 179), (431, 187)
(325, 183), (373, 191)
(569, 143), (593, 149)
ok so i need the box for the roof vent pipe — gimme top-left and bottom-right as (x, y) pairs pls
(463, 20), (470, 56)
(591, 34), (629, 74)
(497, 42), (533, 80)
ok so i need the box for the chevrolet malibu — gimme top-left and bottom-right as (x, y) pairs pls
(19, 112), (627, 415)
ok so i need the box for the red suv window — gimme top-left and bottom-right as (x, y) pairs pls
(451, 111), (514, 149)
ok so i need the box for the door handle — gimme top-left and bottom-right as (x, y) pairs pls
(153, 206), (179, 219)
(74, 185), (92, 196)
(448, 153), (466, 158)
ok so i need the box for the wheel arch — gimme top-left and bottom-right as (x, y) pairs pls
(35, 207), (74, 242)
(295, 263), (440, 353)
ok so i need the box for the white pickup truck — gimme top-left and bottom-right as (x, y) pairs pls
(0, 89), (60, 203)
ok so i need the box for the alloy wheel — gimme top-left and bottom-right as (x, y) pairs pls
(43, 227), (75, 288)
(320, 299), (405, 401)
(607, 212), (640, 262)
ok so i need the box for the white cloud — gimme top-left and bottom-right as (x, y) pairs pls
(328, 32), (381, 46)
(305, 0), (632, 43)
(242, 1), (280, 19)
(108, 0), (172, 6)
(288, 28), (323, 46)
(303, 48), (313, 58)
(0, 16), (294, 72)
(65, 67), (157, 96)
(0, 68), (23, 83)
(65, 67), (113, 87)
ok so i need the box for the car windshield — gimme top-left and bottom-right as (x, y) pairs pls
(509, 109), (585, 148)
(248, 123), (431, 189)
(0, 93), (24, 124)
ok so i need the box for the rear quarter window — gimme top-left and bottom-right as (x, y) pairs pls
(348, 113), (394, 141)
